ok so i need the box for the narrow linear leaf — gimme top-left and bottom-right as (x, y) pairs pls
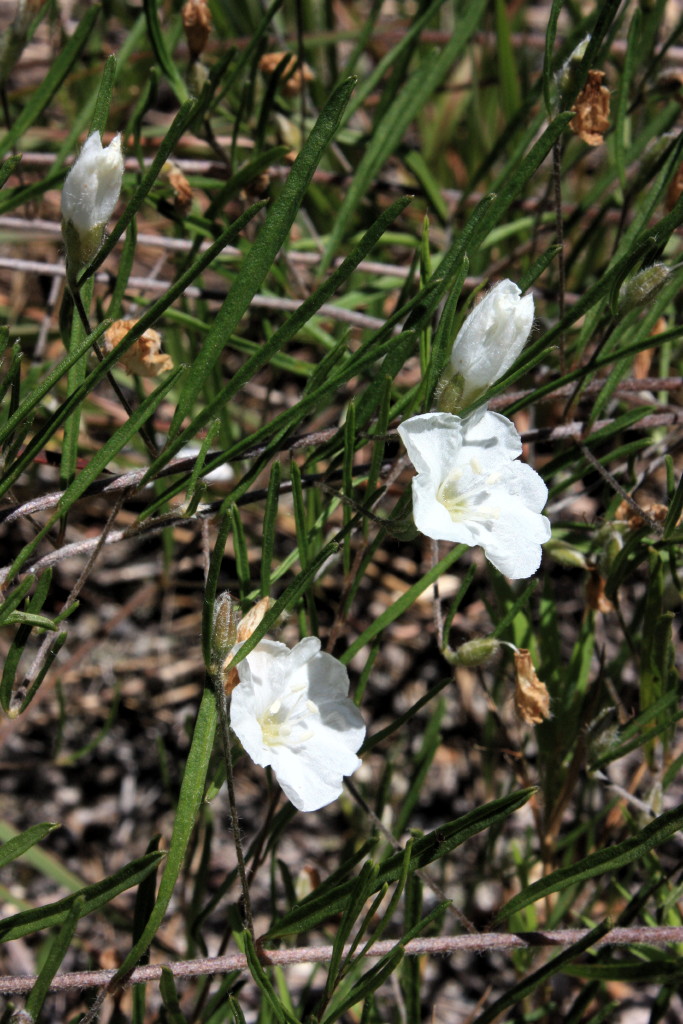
(267, 788), (534, 938)
(111, 686), (217, 981)
(472, 921), (612, 1024)
(0, 822), (60, 870)
(24, 895), (86, 1020)
(0, 5), (101, 157)
(0, 851), (164, 942)
(321, 0), (486, 269)
(150, 194), (412, 478)
(143, 0), (188, 103)
(495, 804), (683, 924)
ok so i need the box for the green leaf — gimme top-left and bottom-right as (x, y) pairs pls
(150, 194), (412, 475)
(0, 153), (21, 189)
(494, 803), (683, 924)
(110, 686), (217, 981)
(0, 822), (60, 869)
(471, 921), (612, 1024)
(267, 788), (534, 938)
(171, 76), (357, 433)
(341, 544), (467, 665)
(543, 0), (564, 113)
(89, 53), (117, 135)
(0, 851), (164, 941)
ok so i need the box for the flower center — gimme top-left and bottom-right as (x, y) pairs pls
(258, 688), (318, 749)
(436, 459), (502, 525)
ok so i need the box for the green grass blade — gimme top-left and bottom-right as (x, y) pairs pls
(144, 0), (188, 104)
(0, 318), (111, 456)
(110, 686), (217, 981)
(5, 366), (183, 582)
(0, 153), (21, 188)
(321, 0), (487, 270)
(170, 76), (357, 433)
(267, 788), (534, 938)
(341, 544), (467, 665)
(24, 894), (86, 1020)
(472, 922), (612, 1024)
(151, 194), (411, 468)
(543, 0), (565, 113)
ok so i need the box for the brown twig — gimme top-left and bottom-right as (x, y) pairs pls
(1, 927), (682, 996)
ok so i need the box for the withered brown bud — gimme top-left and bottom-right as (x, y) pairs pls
(162, 159), (193, 215)
(223, 597), (273, 695)
(258, 51), (314, 96)
(182, 0), (211, 59)
(570, 70), (610, 146)
(103, 319), (173, 377)
(585, 571), (614, 614)
(513, 650), (551, 725)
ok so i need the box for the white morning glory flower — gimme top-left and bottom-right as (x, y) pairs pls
(397, 409), (551, 579)
(62, 132), (124, 269)
(230, 637), (365, 812)
(443, 279), (534, 412)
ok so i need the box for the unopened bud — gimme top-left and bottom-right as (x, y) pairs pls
(543, 539), (589, 570)
(211, 592), (238, 673)
(61, 133), (123, 273)
(618, 264), (671, 315)
(439, 280), (534, 413)
(452, 637), (500, 667)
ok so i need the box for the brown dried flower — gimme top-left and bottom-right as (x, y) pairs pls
(103, 319), (173, 377)
(570, 70), (610, 146)
(585, 571), (614, 614)
(223, 597), (273, 695)
(614, 499), (669, 530)
(513, 649), (551, 725)
(258, 51), (314, 95)
(182, 0), (212, 59)
(162, 160), (192, 215)
(666, 161), (683, 209)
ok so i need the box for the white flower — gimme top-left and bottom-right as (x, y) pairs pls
(230, 637), (365, 812)
(62, 132), (124, 269)
(444, 280), (534, 411)
(397, 409), (551, 579)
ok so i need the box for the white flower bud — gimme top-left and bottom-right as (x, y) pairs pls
(61, 132), (124, 270)
(439, 280), (534, 413)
